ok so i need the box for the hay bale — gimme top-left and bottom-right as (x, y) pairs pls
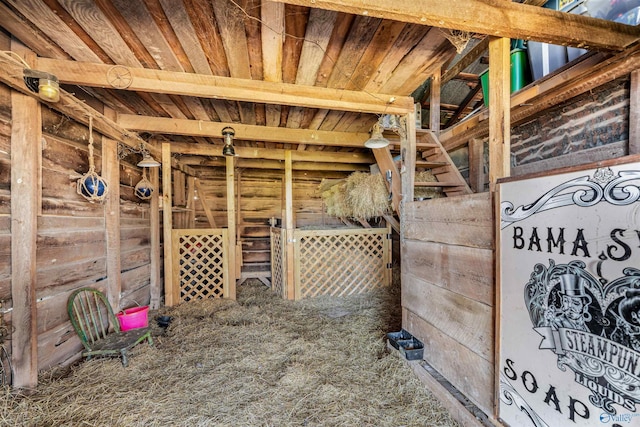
(321, 172), (390, 221)
(322, 183), (349, 218)
(414, 170), (444, 199)
(345, 172), (390, 220)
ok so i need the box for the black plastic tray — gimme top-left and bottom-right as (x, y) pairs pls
(387, 329), (412, 350)
(398, 337), (424, 361)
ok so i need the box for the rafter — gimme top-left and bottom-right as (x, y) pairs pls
(168, 141), (374, 164)
(36, 57), (414, 114)
(118, 114), (371, 147)
(272, 0), (640, 51)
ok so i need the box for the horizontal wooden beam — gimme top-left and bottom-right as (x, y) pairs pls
(37, 58), (414, 114)
(118, 115), (370, 147)
(0, 53), (201, 175)
(168, 141), (374, 163)
(441, 37), (489, 85)
(273, 0), (640, 51)
(0, 53), (148, 154)
(178, 157), (369, 171)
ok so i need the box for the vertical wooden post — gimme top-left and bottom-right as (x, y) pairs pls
(226, 155), (237, 299)
(10, 48), (40, 389)
(469, 138), (486, 193)
(429, 71), (441, 135)
(402, 110), (417, 204)
(102, 107), (121, 309)
(235, 169), (243, 278)
(284, 151), (295, 300)
(149, 164), (161, 310)
(630, 69), (639, 155)
(186, 175), (196, 228)
(162, 143), (175, 306)
(488, 37), (511, 191)
(372, 147), (402, 214)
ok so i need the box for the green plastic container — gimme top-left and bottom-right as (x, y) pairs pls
(480, 48), (530, 106)
(510, 48), (528, 93)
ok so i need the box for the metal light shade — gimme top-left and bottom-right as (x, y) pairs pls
(364, 123), (390, 149)
(137, 152), (161, 168)
(222, 144), (236, 156)
(222, 126), (237, 157)
(24, 69), (60, 103)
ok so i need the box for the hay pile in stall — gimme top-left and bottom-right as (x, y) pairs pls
(414, 171), (444, 200)
(0, 278), (460, 427)
(321, 172), (390, 221)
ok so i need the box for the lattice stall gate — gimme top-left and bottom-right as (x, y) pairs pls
(172, 229), (229, 303)
(270, 226), (391, 300)
(270, 227), (287, 299)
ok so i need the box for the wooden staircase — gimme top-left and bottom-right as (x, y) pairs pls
(416, 129), (472, 197)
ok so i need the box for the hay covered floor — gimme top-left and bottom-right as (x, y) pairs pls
(1, 280), (461, 426)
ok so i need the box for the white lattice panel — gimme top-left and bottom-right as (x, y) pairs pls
(172, 229), (229, 303)
(270, 227), (286, 298)
(294, 228), (390, 299)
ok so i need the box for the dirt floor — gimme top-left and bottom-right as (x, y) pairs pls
(0, 280), (461, 426)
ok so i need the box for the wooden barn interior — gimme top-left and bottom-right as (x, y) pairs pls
(0, 0), (639, 425)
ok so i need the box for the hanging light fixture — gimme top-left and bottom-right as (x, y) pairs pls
(118, 142), (161, 167)
(137, 151), (161, 168)
(364, 120), (390, 149)
(23, 69), (60, 103)
(222, 126), (236, 157)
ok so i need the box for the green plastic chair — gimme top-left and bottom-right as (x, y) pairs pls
(67, 288), (153, 367)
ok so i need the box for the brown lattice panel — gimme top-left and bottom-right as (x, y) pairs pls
(270, 227), (286, 299)
(172, 229), (229, 303)
(293, 227), (391, 299)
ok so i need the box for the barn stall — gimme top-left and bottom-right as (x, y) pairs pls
(0, 0), (639, 426)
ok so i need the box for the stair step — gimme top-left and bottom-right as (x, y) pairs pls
(416, 160), (448, 168)
(414, 181), (465, 188)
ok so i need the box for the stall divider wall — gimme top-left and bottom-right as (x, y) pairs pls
(271, 226), (392, 300)
(401, 193), (495, 416)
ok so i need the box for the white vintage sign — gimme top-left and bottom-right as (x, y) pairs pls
(498, 163), (640, 427)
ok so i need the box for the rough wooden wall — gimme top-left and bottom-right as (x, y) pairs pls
(194, 172), (341, 272)
(511, 77), (629, 175)
(401, 193), (494, 416)
(1, 84), (153, 370)
(446, 77), (630, 189)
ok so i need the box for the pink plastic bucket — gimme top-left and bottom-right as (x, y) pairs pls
(117, 306), (149, 331)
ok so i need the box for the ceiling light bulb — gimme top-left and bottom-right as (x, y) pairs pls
(38, 77), (60, 102)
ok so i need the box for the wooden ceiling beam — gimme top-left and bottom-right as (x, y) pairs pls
(168, 141), (374, 163)
(178, 157), (369, 171)
(36, 57), (414, 114)
(273, 0), (640, 51)
(441, 38), (489, 86)
(118, 114), (370, 147)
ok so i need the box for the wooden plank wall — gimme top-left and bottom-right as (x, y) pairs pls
(446, 77), (630, 190)
(195, 173), (341, 272)
(511, 77), (630, 176)
(401, 192), (494, 415)
(0, 77), (153, 370)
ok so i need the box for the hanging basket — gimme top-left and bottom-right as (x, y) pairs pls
(77, 168), (108, 203)
(134, 176), (154, 200)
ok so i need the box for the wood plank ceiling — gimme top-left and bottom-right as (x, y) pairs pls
(1, 0), (638, 174)
(0, 0), (458, 167)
